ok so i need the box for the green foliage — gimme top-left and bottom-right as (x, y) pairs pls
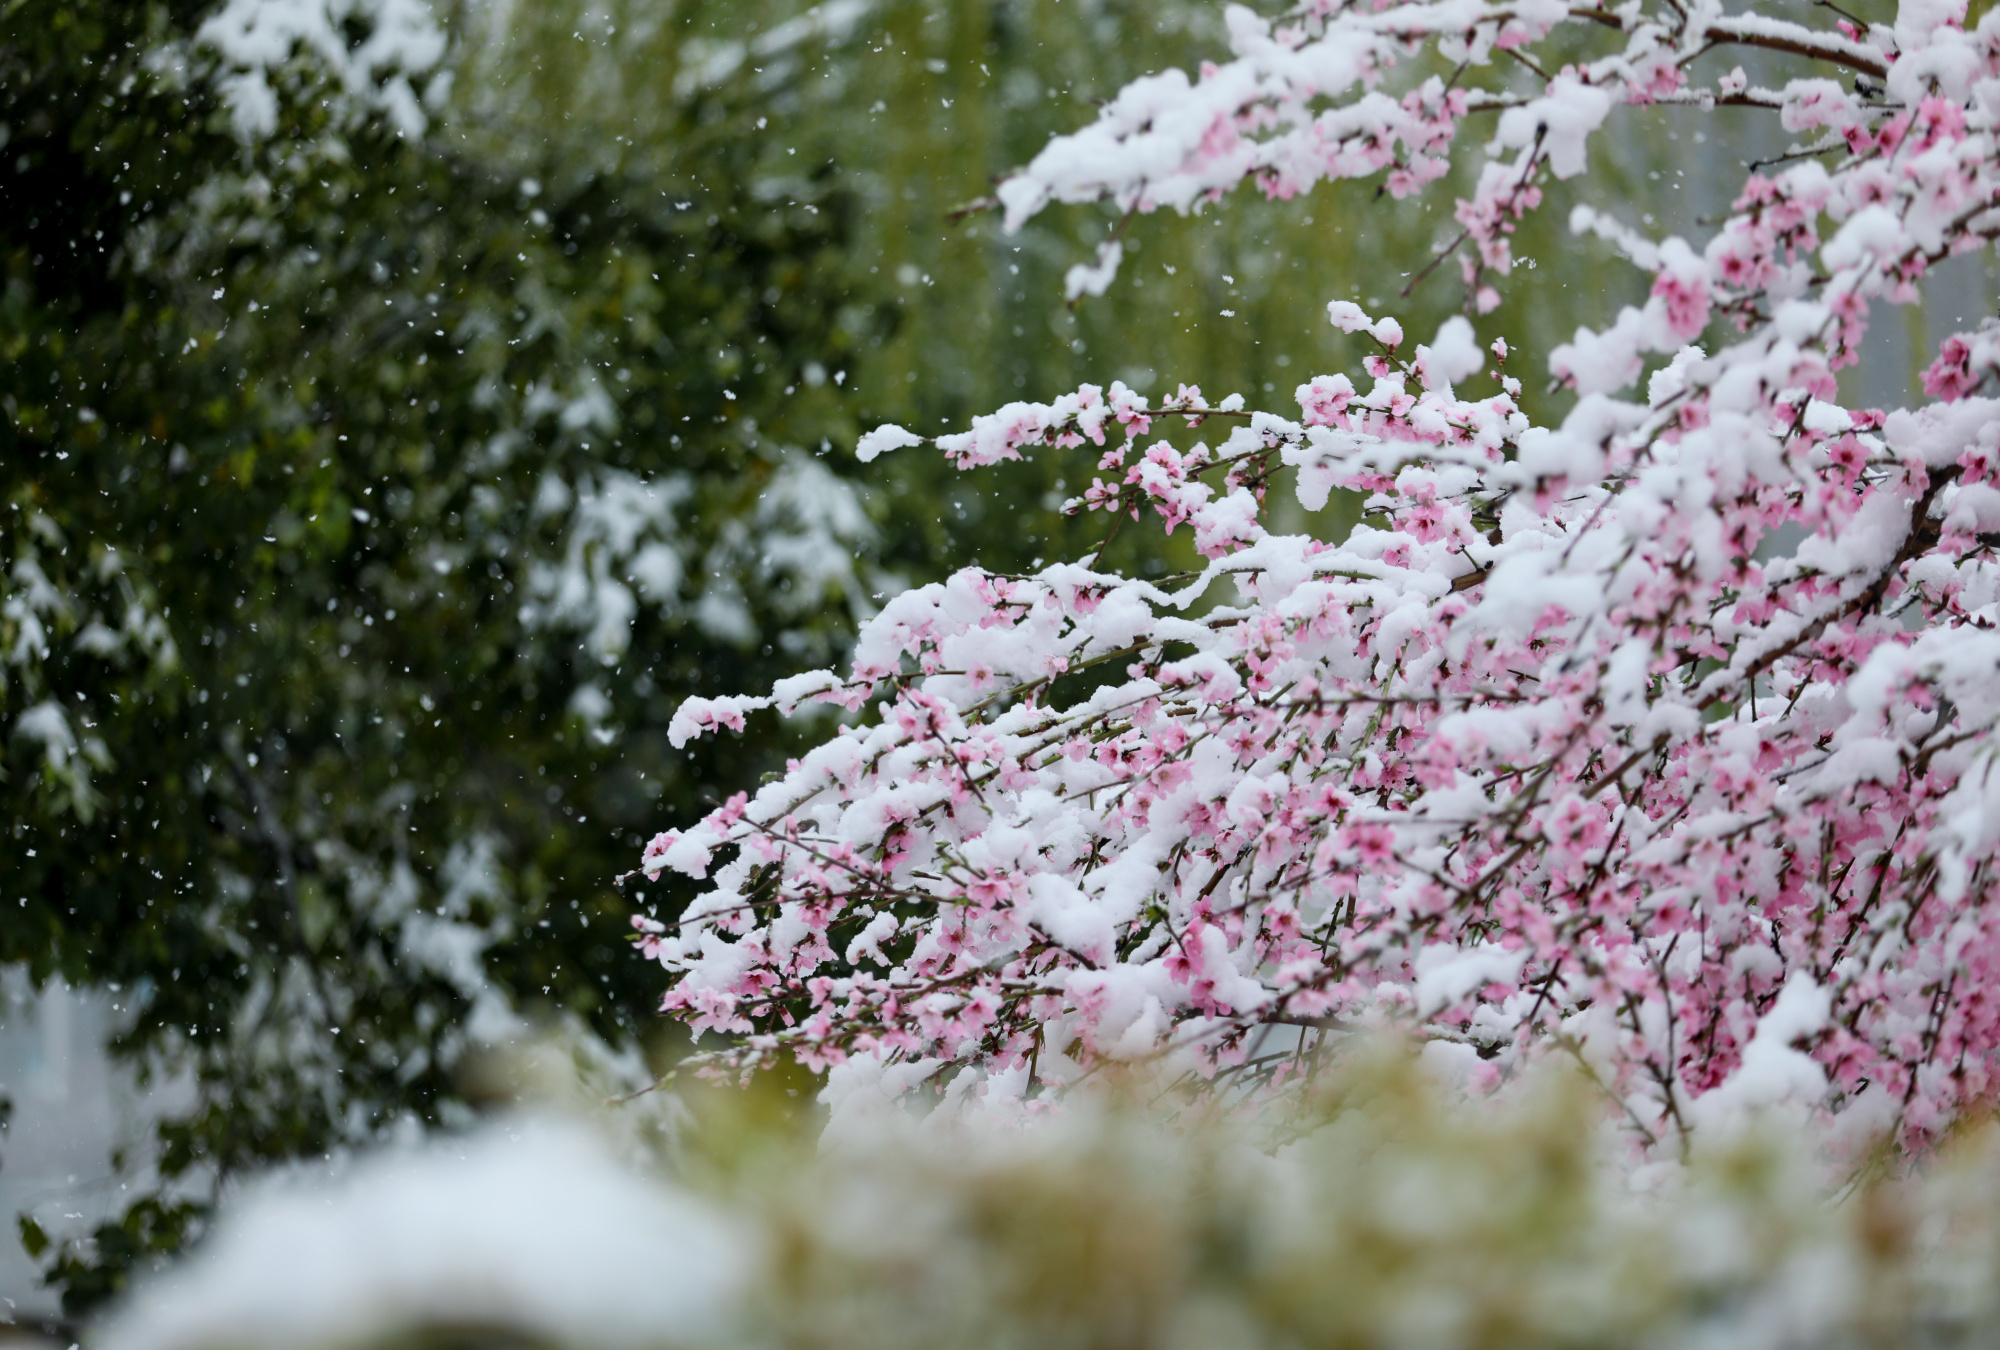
(26, 1197), (202, 1316)
(0, 0), (886, 1313)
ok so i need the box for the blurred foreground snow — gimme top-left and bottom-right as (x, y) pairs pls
(97, 1117), (749, 1350)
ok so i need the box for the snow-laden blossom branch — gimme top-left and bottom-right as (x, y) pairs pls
(639, 0), (2000, 1151)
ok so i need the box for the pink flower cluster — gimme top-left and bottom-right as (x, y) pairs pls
(638, 0), (2000, 1152)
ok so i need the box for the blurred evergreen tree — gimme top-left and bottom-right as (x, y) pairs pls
(0, 0), (886, 1314)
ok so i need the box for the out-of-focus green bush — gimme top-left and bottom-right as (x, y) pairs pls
(93, 1042), (2000, 1350)
(741, 1059), (1885, 1350)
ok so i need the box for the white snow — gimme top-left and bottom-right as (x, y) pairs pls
(198, 0), (448, 140)
(1686, 973), (1833, 1134)
(97, 1117), (753, 1350)
(856, 424), (926, 463)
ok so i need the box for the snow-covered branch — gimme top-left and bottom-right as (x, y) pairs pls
(637, 0), (2000, 1153)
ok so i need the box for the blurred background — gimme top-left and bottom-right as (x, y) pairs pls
(1, 0), (1990, 1332)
